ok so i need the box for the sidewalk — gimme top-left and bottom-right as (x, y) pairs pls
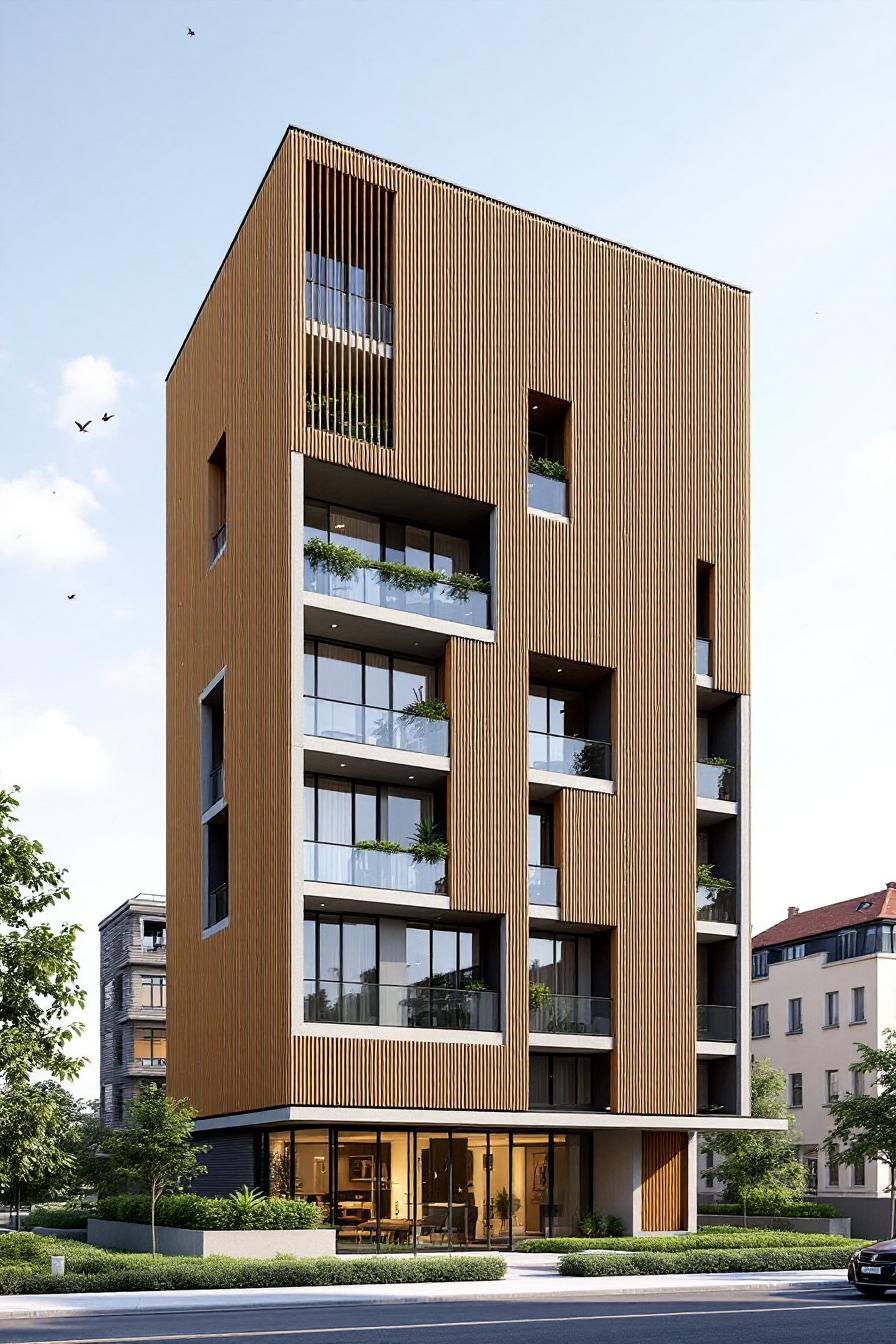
(0, 1260), (848, 1320)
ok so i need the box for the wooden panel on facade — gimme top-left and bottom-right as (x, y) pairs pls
(167, 128), (749, 1121)
(641, 1131), (688, 1232)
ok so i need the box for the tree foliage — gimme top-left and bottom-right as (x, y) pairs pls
(105, 1088), (209, 1253)
(825, 1030), (896, 1236)
(0, 1081), (91, 1222)
(0, 787), (85, 1086)
(702, 1057), (806, 1210)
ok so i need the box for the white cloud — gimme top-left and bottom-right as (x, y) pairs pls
(90, 465), (114, 489)
(0, 702), (110, 793)
(104, 649), (164, 698)
(0, 470), (107, 567)
(54, 354), (131, 431)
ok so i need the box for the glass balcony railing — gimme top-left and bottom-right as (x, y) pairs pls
(305, 281), (394, 345)
(697, 1003), (737, 1041)
(528, 731), (612, 780)
(528, 864), (559, 907)
(304, 560), (490, 630)
(696, 885), (736, 924)
(210, 522), (226, 565)
(527, 472), (567, 516)
(208, 763), (224, 807)
(208, 882), (228, 927)
(303, 696), (448, 756)
(303, 980), (499, 1031)
(696, 760), (736, 801)
(529, 992), (612, 1036)
(303, 839), (446, 894)
(695, 637), (711, 677)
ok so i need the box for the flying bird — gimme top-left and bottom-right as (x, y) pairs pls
(75, 419), (91, 433)
(187, 27), (195, 36)
(101, 412), (115, 422)
(67, 594), (76, 600)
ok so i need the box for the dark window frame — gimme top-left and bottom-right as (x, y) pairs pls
(304, 636), (438, 710)
(305, 499), (475, 577)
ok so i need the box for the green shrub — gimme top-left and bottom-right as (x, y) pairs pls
(303, 538), (365, 580)
(11, 1253), (506, 1294)
(95, 1193), (322, 1231)
(528, 456), (568, 482)
(0, 1233), (51, 1266)
(559, 1247), (855, 1277)
(578, 1212), (625, 1238)
(517, 1230), (867, 1254)
(23, 1206), (90, 1229)
(700, 1200), (841, 1219)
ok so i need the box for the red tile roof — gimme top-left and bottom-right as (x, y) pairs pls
(753, 885), (896, 949)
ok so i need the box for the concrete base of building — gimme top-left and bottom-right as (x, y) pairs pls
(698, 1213), (852, 1236)
(87, 1219), (337, 1258)
(823, 1196), (896, 1241)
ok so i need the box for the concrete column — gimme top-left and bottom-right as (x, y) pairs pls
(686, 1130), (698, 1231)
(594, 1129), (641, 1235)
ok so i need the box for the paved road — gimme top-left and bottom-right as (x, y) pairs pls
(0, 1288), (893, 1344)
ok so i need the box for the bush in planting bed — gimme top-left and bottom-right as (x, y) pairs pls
(94, 1193), (322, 1231)
(517, 1229), (867, 1254)
(698, 1201), (841, 1219)
(23, 1207), (90, 1230)
(559, 1247), (855, 1277)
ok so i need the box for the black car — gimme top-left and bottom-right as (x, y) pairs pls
(849, 1238), (896, 1296)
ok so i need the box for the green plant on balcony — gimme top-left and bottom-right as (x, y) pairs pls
(528, 981), (553, 1011)
(697, 862), (732, 891)
(355, 839), (404, 854)
(369, 559), (440, 593)
(442, 571), (491, 599)
(571, 740), (606, 778)
(399, 691), (449, 721)
(303, 537), (365, 580)
(528, 455), (568, 482)
(409, 818), (448, 864)
(702, 755), (731, 768)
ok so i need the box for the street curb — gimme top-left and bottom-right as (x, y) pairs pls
(0, 1270), (848, 1319)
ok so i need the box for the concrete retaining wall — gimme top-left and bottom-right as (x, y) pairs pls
(87, 1219), (336, 1258)
(31, 1226), (88, 1241)
(698, 1213), (851, 1236)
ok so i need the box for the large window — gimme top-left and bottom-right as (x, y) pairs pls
(751, 1004), (769, 1038)
(304, 639), (437, 711)
(406, 924), (480, 989)
(528, 806), (553, 866)
(529, 1055), (594, 1109)
(304, 774), (434, 847)
(528, 683), (585, 739)
(305, 500), (471, 577)
(134, 1027), (166, 1067)
(529, 935), (577, 996)
(141, 974), (166, 1009)
(304, 915), (378, 986)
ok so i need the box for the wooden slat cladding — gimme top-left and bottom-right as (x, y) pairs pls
(166, 138), (297, 1118)
(167, 128), (749, 1121)
(304, 163), (394, 447)
(641, 1132), (688, 1232)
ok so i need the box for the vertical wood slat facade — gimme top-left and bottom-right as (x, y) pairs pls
(167, 129), (749, 1124)
(641, 1132), (689, 1232)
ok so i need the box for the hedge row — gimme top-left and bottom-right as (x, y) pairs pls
(23, 1207), (90, 1230)
(0, 1251), (506, 1296)
(518, 1230), (866, 1254)
(698, 1202), (841, 1218)
(94, 1193), (322, 1231)
(559, 1247), (854, 1277)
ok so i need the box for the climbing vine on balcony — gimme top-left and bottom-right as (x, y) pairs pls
(303, 539), (490, 602)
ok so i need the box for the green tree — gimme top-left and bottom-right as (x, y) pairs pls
(0, 787), (86, 1086)
(0, 1080), (87, 1226)
(72, 1102), (120, 1200)
(825, 1030), (896, 1237)
(105, 1087), (209, 1253)
(702, 1057), (806, 1223)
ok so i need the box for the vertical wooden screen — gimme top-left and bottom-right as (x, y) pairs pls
(304, 162), (394, 448)
(641, 1131), (688, 1231)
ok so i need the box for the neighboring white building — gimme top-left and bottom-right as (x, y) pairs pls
(702, 883), (896, 1237)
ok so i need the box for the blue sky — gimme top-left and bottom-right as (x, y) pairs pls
(1, 0), (893, 1093)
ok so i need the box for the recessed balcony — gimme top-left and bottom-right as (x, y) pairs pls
(304, 696), (448, 758)
(528, 660), (614, 796)
(696, 760), (735, 801)
(305, 560), (490, 630)
(529, 991), (612, 1039)
(303, 980), (498, 1032)
(304, 839), (446, 896)
(697, 1002), (737, 1047)
(528, 864), (559, 908)
(529, 731), (612, 781)
(696, 884), (736, 926)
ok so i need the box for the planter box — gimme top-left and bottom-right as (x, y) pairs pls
(31, 1226), (88, 1241)
(698, 1213), (852, 1236)
(87, 1218), (336, 1258)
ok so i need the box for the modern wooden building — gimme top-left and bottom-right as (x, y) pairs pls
(166, 128), (770, 1246)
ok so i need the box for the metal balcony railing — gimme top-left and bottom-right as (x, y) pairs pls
(208, 762), (224, 807)
(529, 992), (612, 1036)
(304, 560), (490, 630)
(304, 280), (394, 345)
(528, 731), (612, 780)
(697, 1003), (737, 1041)
(696, 760), (736, 801)
(303, 696), (448, 757)
(304, 840), (446, 895)
(303, 980), (498, 1031)
(696, 885), (737, 924)
(528, 864), (559, 907)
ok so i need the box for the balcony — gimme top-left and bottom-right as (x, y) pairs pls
(697, 1003), (737, 1042)
(529, 992), (612, 1037)
(528, 864), (559, 907)
(303, 980), (498, 1031)
(210, 522), (226, 566)
(528, 732), (612, 781)
(133, 1056), (167, 1070)
(305, 280), (394, 348)
(696, 885), (736, 925)
(304, 696), (448, 757)
(696, 759), (736, 802)
(527, 472), (567, 517)
(208, 762), (224, 807)
(207, 881), (228, 928)
(695, 637), (711, 678)
(304, 839), (446, 895)
(304, 561), (490, 631)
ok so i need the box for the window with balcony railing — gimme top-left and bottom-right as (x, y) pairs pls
(528, 803), (558, 906)
(527, 391), (569, 517)
(528, 677), (612, 782)
(696, 1003), (737, 1041)
(528, 933), (611, 1035)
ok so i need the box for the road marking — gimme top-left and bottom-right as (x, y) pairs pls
(16, 1298), (881, 1343)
